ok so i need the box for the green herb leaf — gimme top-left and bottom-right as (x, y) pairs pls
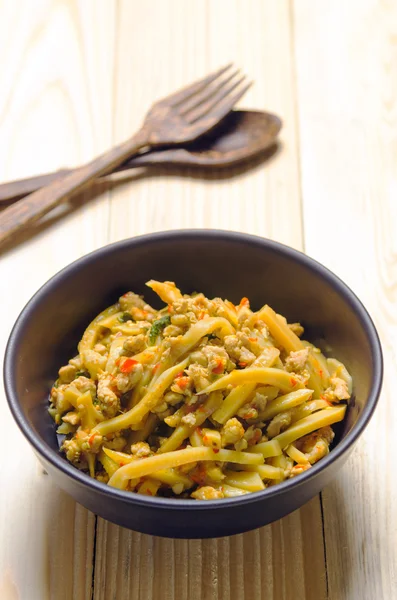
(148, 315), (171, 345)
(75, 370), (91, 379)
(119, 312), (133, 322)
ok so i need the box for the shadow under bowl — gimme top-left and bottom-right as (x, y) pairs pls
(3, 230), (383, 538)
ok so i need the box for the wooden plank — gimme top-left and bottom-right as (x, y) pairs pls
(293, 1), (397, 598)
(93, 499), (325, 600)
(108, 0), (303, 251)
(93, 2), (326, 600)
(0, 1), (115, 598)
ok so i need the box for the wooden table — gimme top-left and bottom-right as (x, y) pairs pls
(0, 1), (395, 598)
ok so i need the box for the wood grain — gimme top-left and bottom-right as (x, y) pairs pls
(0, 1), (115, 598)
(293, 1), (397, 598)
(0, 62), (255, 247)
(94, 2), (324, 600)
(92, 499), (326, 600)
(108, 0), (303, 250)
(0, 0), (395, 599)
(0, 110), (282, 204)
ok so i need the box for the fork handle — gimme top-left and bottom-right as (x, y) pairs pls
(0, 169), (73, 204)
(0, 128), (149, 248)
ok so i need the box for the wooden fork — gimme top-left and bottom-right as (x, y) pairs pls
(0, 64), (251, 248)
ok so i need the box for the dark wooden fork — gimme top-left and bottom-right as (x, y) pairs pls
(0, 64), (251, 247)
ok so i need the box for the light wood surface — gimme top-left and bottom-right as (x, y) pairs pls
(0, 1), (394, 599)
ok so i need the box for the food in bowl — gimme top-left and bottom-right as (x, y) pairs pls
(5, 231), (382, 537)
(49, 280), (350, 499)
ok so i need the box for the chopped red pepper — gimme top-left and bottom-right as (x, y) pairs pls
(198, 310), (206, 320)
(190, 474), (202, 484)
(176, 376), (190, 389)
(249, 337), (257, 343)
(212, 358), (224, 374)
(120, 358), (138, 373)
(196, 427), (203, 436)
(191, 465), (206, 485)
(239, 297), (250, 307)
(245, 410), (256, 420)
(290, 377), (298, 386)
(152, 362), (161, 374)
(167, 304), (173, 313)
(239, 361), (248, 368)
(88, 433), (97, 446)
(252, 429), (261, 443)
(213, 448), (220, 454)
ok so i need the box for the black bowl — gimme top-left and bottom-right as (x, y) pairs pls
(4, 230), (383, 538)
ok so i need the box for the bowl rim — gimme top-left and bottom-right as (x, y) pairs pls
(4, 229), (383, 510)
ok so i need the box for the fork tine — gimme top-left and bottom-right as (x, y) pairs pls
(164, 63), (234, 107)
(179, 68), (241, 116)
(207, 81), (253, 123)
(186, 76), (251, 124)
